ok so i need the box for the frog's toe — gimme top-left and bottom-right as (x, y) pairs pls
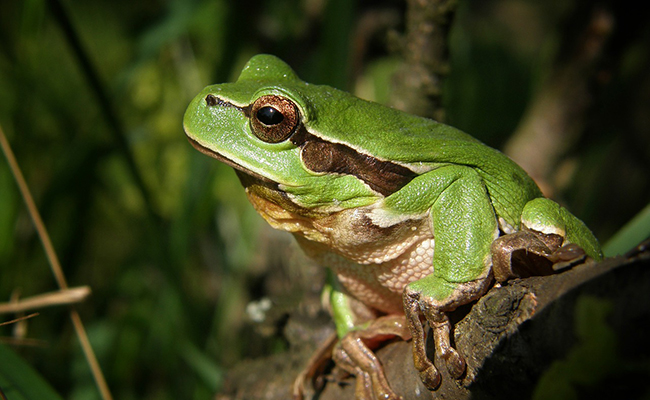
(352, 371), (374, 400)
(430, 316), (466, 379)
(403, 290), (443, 390)
(418, 365), (441, 390)
(443, 348), (466, 379)
(332, 320), (405, 400)
(549, 243), (587, 272)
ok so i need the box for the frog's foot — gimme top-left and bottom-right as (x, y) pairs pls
(491, 229), (587, 282)
(292, 332), (338, 400)
(401, 273), (493, 390)
(331, 315), (411, 400)
(402, 290), (465, 390)
(548, 243), (587, 272)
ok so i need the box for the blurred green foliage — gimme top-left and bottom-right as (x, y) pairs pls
(0, 0), (648, 399)
(532, 296), (618, 400)
(0, 343), (64, 400)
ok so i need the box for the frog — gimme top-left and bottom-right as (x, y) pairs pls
(183, 54), (602, 399)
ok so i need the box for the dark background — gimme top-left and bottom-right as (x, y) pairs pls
(1, 0), (648, 399)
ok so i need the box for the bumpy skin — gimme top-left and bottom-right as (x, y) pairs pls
(183, 54), (602, 399)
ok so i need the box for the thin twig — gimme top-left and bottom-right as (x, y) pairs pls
(0, 313), (46, 347)
(0, 131), (68, 290)
(0, 313), (40, 327)
(0, 125), (113, 400)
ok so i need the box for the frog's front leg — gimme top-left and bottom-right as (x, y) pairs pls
(380, 165), (499, 390)
(395, 165), (499, 389)
(293, 318), (409, 400)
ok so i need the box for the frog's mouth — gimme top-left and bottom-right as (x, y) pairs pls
(186, 136), (278, 188)
(186, 135), (326, 219)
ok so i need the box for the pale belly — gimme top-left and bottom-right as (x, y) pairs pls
(252, 192), (437, 315)
(318, 237), (435, 314)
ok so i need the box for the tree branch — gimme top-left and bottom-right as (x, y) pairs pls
(389, 0), (457, 121)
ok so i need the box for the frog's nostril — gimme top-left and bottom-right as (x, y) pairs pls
(205, 94), (218, 106)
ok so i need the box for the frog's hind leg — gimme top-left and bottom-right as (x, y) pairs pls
(332, 315), (411, 400)
(520, 197), (602, 261)
(492, 197), (601, 282)
(292, 332), (338, 400)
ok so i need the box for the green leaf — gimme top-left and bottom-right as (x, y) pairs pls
(0, 343), (63, 400)
(603, 203), (650, 256)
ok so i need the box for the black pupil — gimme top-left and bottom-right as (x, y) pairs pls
(257, 106), (284, 126)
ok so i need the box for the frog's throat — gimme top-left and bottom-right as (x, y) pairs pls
(187, 132), (326, 221)
(238, 171), (331, 222)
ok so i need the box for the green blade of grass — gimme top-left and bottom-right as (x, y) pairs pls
(603, 203), (650, 257)
(0, 343), (64, 400)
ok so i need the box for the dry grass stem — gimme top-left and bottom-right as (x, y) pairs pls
(0, 125), (113, 400)
(0, 287), (91, 314)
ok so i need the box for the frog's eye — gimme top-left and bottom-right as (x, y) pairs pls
(250, 95), (300, 143)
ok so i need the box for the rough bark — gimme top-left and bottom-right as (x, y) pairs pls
(215, 244), (650, 399)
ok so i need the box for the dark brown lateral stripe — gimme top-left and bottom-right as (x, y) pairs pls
(294, 128), (418, 197)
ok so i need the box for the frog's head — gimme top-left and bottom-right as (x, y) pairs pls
(183, 54), (417, 215)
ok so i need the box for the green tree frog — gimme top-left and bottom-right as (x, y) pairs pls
(183, 54), (602, 399)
